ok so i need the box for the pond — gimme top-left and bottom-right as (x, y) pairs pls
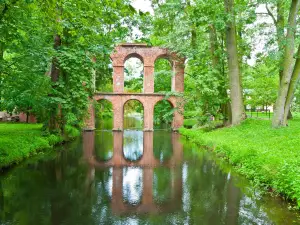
(0, 118), (299, 224)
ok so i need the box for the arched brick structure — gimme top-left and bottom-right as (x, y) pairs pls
(84, 43), (185, 131)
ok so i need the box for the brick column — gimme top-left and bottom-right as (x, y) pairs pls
(83, 131), (95, 159)
(113, 66), (124, 93)
(83, 99), (95, 130)
(143, 66), (154, 93)
(171, 61), (184, 93)
(172, 98), (184, 130)
(112, 131), (124, 166)
(144, 102), (154, 131)
(113, 97), (123, 131)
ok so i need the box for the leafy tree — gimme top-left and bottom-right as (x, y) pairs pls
(244, 56), (278, 110)
(0, 0), (138, 133)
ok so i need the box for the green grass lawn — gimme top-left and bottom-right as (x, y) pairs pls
(0, 123), (63, 168)
(180, 116), (300, 208)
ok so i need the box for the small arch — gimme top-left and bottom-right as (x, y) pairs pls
(124, 53), (144, 64)
(154, 57), (173, 93)
(154, 54), (173, 64)
(153, 99), (174, 130)
(123, 99), (144, 130)
(95, 99), (113, 130)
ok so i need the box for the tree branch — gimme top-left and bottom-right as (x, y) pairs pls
(265, 4), (277, 25)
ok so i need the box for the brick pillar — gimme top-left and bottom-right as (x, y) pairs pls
(113, 66), (124, 93)
(84, 99), (95, 131)
(144, 102), (154, 131)
(112, 131), (124, 166)
(113, 98), (123, 131)
(172, 98), (184, 130)
(144, 66), (154, 93)
(171, 61), (184, 93)
(83, 131), (95, 159)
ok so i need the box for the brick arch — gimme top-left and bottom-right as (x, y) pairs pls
(154, 54), (174, 66)
(123, 98), (145, 129)
(84, 43), (184, 131)
(123, 52), (144, 64)
(153, 97), (175, 109)
(123, 98), (145, 115)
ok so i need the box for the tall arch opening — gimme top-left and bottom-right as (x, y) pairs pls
(124, 56), (144, 93)
(95, 99), (113, 130)
(154, 58), (172, 93)
(153, 100), (174, 130)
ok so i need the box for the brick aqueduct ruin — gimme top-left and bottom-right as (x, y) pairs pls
(85, 43), (185, 131)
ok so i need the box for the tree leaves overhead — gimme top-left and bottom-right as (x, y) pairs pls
(0, 0), (138, 131)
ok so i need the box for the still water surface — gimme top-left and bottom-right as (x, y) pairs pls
(0, 117), (300, 224)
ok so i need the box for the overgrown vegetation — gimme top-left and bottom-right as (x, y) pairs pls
(0, 123), (80, 168)
(180, 116), (300, 208)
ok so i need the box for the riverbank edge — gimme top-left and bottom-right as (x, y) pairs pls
(0, 123), (80, 170)
(179, 124), (300, 210)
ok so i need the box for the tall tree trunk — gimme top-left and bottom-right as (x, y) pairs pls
(283, 44), (300, 124)
(272, 0), (300, 128)
(266, 1), (294, 119)
(224, 0), (245, 125)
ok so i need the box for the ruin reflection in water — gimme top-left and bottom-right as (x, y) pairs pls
(83, 130), (183, 215)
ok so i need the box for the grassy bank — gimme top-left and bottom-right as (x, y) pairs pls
(180, 117), (300, 208)
(0, 123), (78, 168)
